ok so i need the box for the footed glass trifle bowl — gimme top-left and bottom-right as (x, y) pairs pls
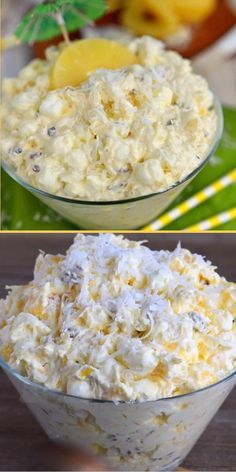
(2, 33), (224, 230)
(0, 359), (235, 471)
(2, 97), (223, 230)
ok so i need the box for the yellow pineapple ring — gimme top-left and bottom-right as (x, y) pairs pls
(51, 38), (138, 90)
(121, 0), (181, 39)
(107, 0), (122, 12)
(169, 0), (217, 23)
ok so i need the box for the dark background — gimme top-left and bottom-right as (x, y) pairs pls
(0, 232), (235, 471)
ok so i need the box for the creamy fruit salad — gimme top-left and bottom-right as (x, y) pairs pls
(0, 234), (235, 401)
(1, 36), (217, 201)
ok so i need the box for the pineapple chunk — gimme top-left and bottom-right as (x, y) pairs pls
(51, 39), (137, 90)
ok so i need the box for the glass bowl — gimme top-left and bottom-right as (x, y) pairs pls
(2, 98), (223, 230)
(0, 356), (235, 471)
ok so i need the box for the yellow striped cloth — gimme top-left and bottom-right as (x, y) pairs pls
(144, 169), (236, 231)
(186, 207), (236, 231)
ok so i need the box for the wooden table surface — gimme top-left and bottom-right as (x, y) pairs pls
(0, 233), (235, 471)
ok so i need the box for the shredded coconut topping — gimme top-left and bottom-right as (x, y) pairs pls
(1, 36), (217, 201)
(0, 234), (235, 401)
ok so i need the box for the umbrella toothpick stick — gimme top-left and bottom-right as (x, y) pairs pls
(14, 0), (106, 46)
(54, 11), (70, 44)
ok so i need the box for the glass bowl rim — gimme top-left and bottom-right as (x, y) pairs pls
(2, 97), (223, 207)
(0, 355), (235, 405)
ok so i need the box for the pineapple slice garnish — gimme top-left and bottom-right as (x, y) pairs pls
(51, 38), (137, 90)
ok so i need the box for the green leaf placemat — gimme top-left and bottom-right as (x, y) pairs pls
(1, 172), (75, 230)
(1, 107), (236, 231)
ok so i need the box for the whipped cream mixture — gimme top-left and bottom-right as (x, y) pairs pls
(0, 234), (235, 401)
(1, 36), (217, 201)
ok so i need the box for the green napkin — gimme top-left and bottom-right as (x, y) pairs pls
(1, 107), (236, 231)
